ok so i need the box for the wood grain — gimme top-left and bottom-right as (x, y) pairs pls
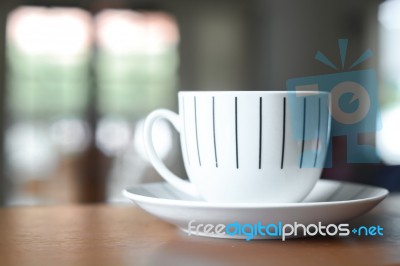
(0, 195), (399, 266)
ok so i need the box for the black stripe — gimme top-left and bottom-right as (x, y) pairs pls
(259, 97), (262, 169)
(281, 97), (286, 169)
(313, 97), (321, 167)
(326, 98), (330, 144)
(235, 97), (239, 169)
(182, 96), (190, 165)
(212, 97), (218, 168)
(194, 96), (201, 166)
(300, 97), (306, 168)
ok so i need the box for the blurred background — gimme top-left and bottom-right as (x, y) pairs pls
(0, 0), (399, 206)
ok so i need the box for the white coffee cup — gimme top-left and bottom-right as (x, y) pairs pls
(144, 91), (331, 203)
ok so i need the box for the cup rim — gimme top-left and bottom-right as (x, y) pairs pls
(178, 91), (330, 95)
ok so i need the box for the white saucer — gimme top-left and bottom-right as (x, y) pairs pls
(123, 180), (388, 239)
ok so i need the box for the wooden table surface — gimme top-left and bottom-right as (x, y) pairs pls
(0, 195), (399, 266)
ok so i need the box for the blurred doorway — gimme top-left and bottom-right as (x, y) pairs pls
(4, 6), (179, 205)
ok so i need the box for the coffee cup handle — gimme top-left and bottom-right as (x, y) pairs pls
(144, 109), (199, 197)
